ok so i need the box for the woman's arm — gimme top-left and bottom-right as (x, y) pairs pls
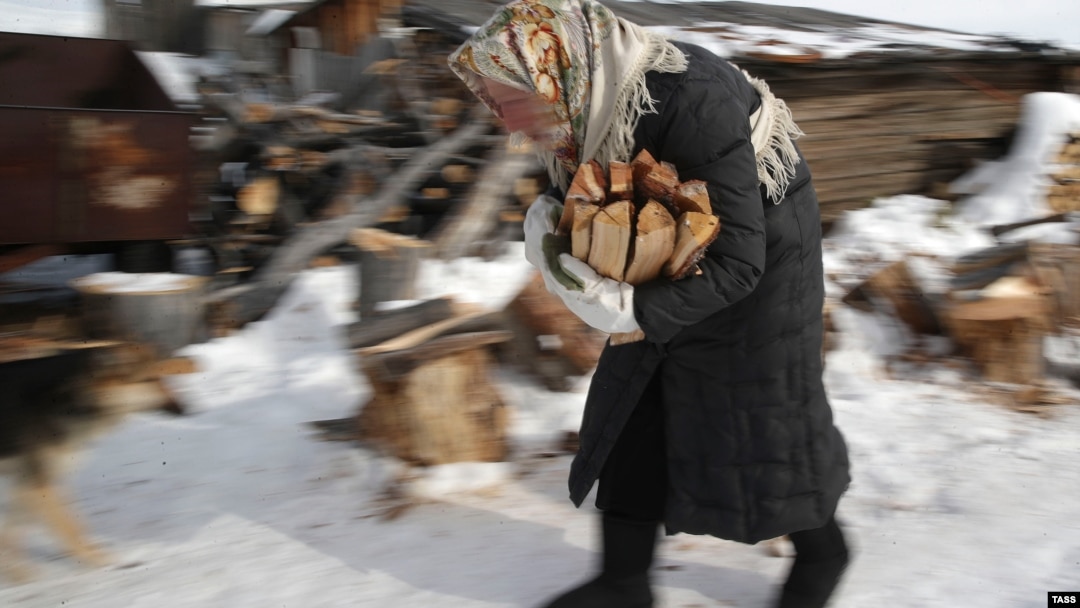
(632, 77), (767, 344)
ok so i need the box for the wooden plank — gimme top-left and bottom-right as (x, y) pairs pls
(431, 150), (538, 260)
(345, 297), (456, 348)
(363, 330), (511, 381)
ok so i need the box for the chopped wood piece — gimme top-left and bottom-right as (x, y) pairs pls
(624, 200), (675, 286)
(665, 212), (721, 280)
(441, 164), (474, 183)
(555, 194), (580, 236)
(843, 260), (942, 334)
(244, 102), (277, 123)
(504, 272), (608, 384)
(236, 176), (280, 216)
(588, 201), (634, 282)
(566, 160), (606, 203)
(570, 200), (602, 261)
(672, 180), (712, 215)
(635, 160), (680, 209)
(608, 161), (633, 201)
(630, 148), (659, 184)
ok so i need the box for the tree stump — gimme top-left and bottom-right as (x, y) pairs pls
(70, 273), (209, 356)
(946, 295), (1050, 384)
(351, 228), (431, 318)
(357, 326), (511, 465)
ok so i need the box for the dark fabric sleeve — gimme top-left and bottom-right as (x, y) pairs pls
(632, 77), (767, 344)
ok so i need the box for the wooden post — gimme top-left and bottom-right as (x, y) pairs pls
(352, 228), (431, 318)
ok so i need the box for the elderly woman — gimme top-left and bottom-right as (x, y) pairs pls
(449, 1), (852, 607)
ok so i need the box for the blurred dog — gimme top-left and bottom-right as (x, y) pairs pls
(0, 341), (193, 582)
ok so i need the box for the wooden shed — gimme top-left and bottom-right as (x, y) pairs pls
(402, 0), (1080, 227)
(281, 0), (403, 56)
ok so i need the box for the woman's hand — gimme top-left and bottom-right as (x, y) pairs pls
(548, 253), (641, 335)
(523, 194), (562, 269)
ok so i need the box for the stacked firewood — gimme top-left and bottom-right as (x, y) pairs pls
(1047, 131), (1080, 214)
(554, 149), (722, 286)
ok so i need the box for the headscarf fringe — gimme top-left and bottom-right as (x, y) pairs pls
(741, 68), (804, 203)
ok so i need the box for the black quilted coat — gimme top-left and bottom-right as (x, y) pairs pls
(567, 42), (850, 544)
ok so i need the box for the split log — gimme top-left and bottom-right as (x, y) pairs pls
(570, 200), (602, 261)
(632, 149), (679, 209)
(665, 212), (722, 280)
(672, 180), (712, 215)
(624, 200), (676, 286)
(503, 272), (607, 388)
(608, 161), (633, 202)
(588, 201), (634, 282)
(558, 161), (607, 236)
(566, 160), (607, 203)
(843, 260), (941, 335)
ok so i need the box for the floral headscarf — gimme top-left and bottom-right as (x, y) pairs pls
(448, 0), (687, 192)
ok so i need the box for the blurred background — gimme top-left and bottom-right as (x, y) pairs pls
(1, 1), (1080, 606)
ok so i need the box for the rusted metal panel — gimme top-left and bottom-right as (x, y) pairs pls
(0, 107), (194, 245)
(0, 32), (195, 247)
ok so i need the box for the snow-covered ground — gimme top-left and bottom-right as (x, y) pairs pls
(3, 95), (1080, 607)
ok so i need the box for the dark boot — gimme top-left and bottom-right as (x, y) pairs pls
(538, 512), (658, 608)
(777, 518), (850, 608)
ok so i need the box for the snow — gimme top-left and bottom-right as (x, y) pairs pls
(954, 93), (1080, 229)
(3, 94), (1080, 606)
(654, 22), (1028, 61)
(72, 272), (204, 294)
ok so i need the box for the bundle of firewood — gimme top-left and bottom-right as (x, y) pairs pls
(554, 149), (722, 285)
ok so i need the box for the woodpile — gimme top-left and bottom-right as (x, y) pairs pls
(837, 130), (1080, 400)
(842, 236), (1080, 403)
(736, 59), (1067, 226)
(1048, 132), (1080, 214)
(184, 31), (551, 333)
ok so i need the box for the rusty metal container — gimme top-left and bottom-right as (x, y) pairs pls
(0, 32), (195, 247)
